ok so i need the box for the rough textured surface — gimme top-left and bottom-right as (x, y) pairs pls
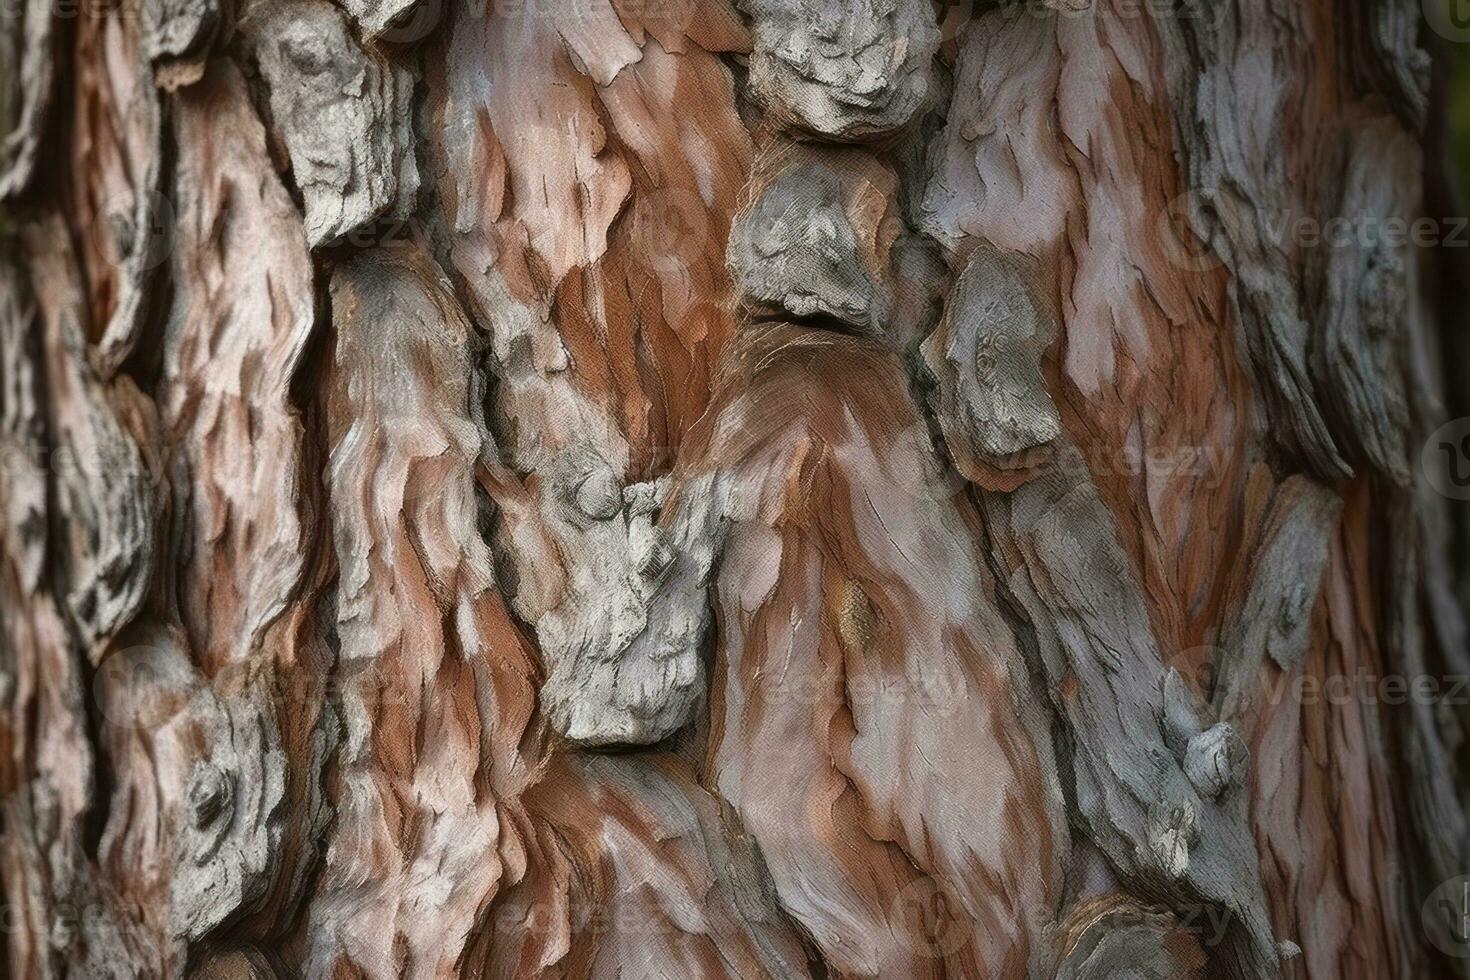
(162, 58), (316, 672)
(1160, 3), (1350, 480)
(144, 0), (222, 89)
(71, 0), (165, 377)
(312, 240), (542, 977)
(739, 0), (939, 140)
(979, 446), (1279, 979)
(922, 242), (1061, 479)
(1344, 0), (1430, 131)
(696, 325), (1067, 978)
(0, 0), (55, 200)
(1310, 117), (1416, 484)
(26, 215), (157, 660)
(3, 1), (1469, 976)
(429, 0), (752, 746)
(248, 0), (419, 247)
(482, 453), (720, 745)
(727, 144), (902, 334)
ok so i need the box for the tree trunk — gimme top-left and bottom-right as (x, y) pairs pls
(1, 0), (1467, 977)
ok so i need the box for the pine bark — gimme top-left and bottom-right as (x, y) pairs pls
(1, 0), (1466, 977)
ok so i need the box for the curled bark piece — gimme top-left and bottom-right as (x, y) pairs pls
(71, 0), (165, 376)
(979, 446), (1279, 979)
(26, 216), (156, 660)
(162, 58), (316, 672)
(247, 0), (419, 247)
(144, 0), (223, 90)
(1310, 117), (1417, 484)
(726, 144), (901, 334)
(0, 0), (55, 200)
(922, 242), (1061, 478)
(696, 325), (1067, 978)
(1160, 5), (1350, 481)
(738, 0), (939, 140)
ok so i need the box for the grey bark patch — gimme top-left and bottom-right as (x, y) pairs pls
(168, 681), (288, 943)
(1309, 118), (1416, 484)
(726, 148), (898, 335)
(340, 0), (436, 43)
(1344, 0), (1429, 132)
(1160, 6), (1350, 481)
(0, 257), (47, 592)
(528, 457), (722, 747)
(922, 243), (1061, 474)
(980, 447), (1280, 979)
(26, 221), (157, 659)
(144, 0), (222, 90)
(248, 0), (420, 247)
(738, 0), (939, 140)
(0, 0), (55, 201)
(1212, 477), (1339, 721)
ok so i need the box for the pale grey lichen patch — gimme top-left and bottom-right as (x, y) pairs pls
(738, 0), (940, 140)
(249, 0), (420, 247)
(922, 243), (1061, 474)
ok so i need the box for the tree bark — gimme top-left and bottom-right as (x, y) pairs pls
(1, 0), (1467, 977)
